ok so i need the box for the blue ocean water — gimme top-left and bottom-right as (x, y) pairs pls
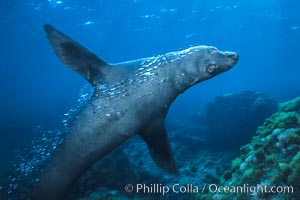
(0, 0), (299, 199)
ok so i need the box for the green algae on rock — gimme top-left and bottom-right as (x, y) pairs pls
(212, 97), (300, 200)
(279, 97), (300, 112)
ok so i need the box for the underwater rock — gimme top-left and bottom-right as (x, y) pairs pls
(209, 97), (300, 200)
(203, 90), (278, 150)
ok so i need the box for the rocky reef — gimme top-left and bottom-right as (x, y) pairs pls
(202, 90), (278, 150)
(205, 97), (300, 200)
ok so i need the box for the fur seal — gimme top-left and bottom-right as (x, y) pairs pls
(31, 24), (238, 199)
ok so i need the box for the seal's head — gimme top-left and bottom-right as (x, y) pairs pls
(173, 46), (238, 90)
(200, 46), (239, 77)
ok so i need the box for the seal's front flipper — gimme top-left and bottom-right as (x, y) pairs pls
(140, 121), (178, 174)
(44, 24), (109, 85)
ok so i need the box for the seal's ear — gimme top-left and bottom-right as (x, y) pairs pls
(44, 24), (109, 85)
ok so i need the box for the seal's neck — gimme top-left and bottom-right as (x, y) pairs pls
(162, 57), (200, 95)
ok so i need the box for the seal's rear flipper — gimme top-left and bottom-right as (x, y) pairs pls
(44, 24), (109, 85)
(140, 122), (178, 174)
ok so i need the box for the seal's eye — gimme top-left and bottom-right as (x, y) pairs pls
(206, 64), (218, 74)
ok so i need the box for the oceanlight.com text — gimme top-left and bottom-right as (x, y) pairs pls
(208, 184), (293, 196)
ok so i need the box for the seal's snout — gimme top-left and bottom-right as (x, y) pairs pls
(223, 51), (239, 62)
(223, 51), (239, 68)
(224, 51), (239, 62)
(231, 53), (239, 62)
(230, 53), (239, 67)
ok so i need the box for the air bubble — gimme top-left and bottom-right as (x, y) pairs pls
(143, 72), (153, 76)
